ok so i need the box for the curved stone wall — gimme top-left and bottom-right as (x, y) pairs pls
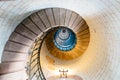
(0, 0), (120, 80)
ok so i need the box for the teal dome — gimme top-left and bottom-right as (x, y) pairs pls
(53, 27), (77, 51)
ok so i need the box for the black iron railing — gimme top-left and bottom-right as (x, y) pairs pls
(28, 32), (47, 80)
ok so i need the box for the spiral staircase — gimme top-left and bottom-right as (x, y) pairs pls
(1, 0), (120, 80)
(0, 8), (90, 80)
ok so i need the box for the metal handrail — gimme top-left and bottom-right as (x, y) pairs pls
(28, 27), (58, 80)
(28, 34), (44, 80)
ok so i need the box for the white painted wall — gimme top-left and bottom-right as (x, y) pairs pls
(0, 0), (120, 80)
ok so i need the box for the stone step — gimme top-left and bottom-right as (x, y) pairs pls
(2, 51), (27, 62)
(0, 62), (25, 74)
(0, 70), (27, 80)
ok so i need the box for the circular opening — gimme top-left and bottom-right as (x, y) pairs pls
(62, 29), (66, 33)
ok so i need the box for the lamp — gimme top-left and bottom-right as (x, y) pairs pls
(59, 69), (68, 78)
